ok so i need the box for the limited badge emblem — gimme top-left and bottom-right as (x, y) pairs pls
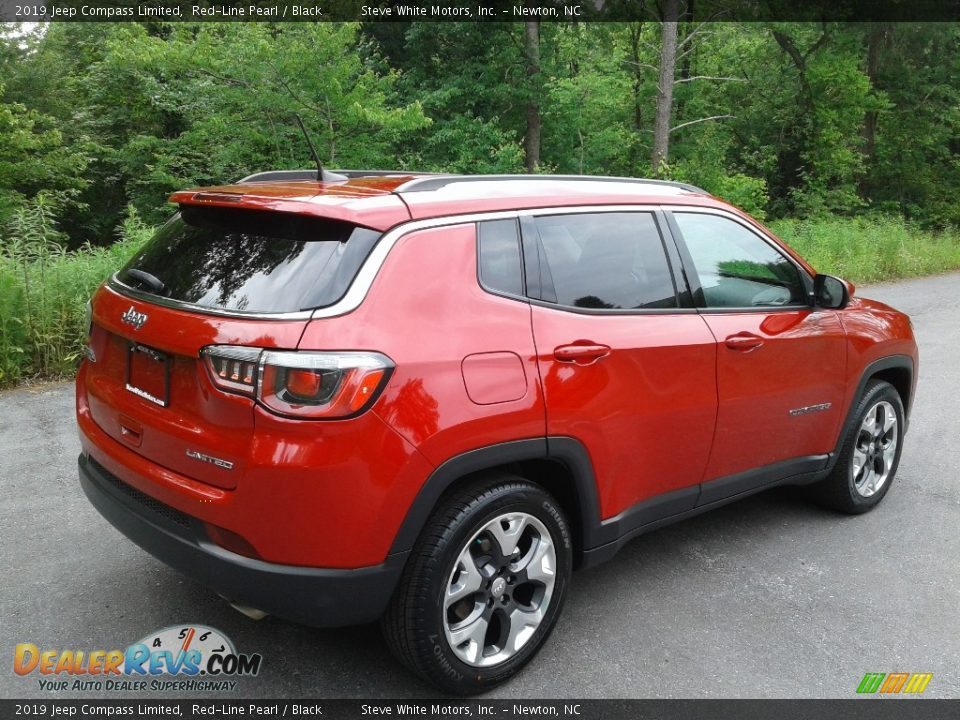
(121, 305), (148, 330)
(186, 449), (234, 470)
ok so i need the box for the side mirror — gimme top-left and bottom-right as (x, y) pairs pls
(814, 274), (850, 310)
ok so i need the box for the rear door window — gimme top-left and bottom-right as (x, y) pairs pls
(532, 212), (677, 310)
(116, 206), (380, 314)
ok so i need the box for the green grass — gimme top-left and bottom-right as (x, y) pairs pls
(769, 215), (960, 284)
(0, 203), (149, 385)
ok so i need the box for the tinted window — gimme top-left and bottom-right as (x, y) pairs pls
(534, 213), (676, 310)
(673, 213), (806, 308)
(478, 219), (523, 296)
(116, 206), (380, 313)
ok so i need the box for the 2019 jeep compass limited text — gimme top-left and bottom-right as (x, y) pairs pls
(76, 172), (918, 694)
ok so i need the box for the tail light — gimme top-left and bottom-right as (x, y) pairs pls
(201, 346), (393, 419)
(202, 346), (261, 396)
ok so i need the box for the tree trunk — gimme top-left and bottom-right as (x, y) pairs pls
(628, 23), (644, 132)
(524, 21), (541, 173)
(680, 0), (694, 81)
(652, 0), (679, 173)
(676, 0), (694, 119)
(859, 23), (889, 199)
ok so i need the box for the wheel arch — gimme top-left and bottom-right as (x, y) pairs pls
(858, 354), (914, 418)
(869, 363), (913, 418)
(826, 354), (914, 473)
(388, 437), (602, 568)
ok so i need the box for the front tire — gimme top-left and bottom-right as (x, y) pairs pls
(813, 379), (905, 514)
(382, 475), (572, 695)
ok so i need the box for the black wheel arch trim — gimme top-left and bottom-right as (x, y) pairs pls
(823, 354), (914, 474)
(387, 437), (603, 560)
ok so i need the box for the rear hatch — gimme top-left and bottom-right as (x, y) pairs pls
(83, 203), (387, 489)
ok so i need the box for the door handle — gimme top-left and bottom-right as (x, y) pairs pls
(554, 343), (611, 365)
(724, 332), (764, 352)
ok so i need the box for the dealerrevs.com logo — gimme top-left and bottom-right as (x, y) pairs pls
(13, 624), (262, 692)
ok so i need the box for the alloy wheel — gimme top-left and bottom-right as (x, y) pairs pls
(443, 512), (557, 667)
(852, 400), (899, 498)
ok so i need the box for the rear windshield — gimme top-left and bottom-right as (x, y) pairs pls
(116, 206), (381, 313)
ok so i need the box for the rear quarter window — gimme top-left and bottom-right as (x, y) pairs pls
(116, 206), (380, 314)
(478, 219), (524, 297)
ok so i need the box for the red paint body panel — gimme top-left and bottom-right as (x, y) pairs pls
(699, 309), (848, 479)
(836, 295), (919, 417)
(79, 369), (434, 567)
(530, 307), (718, 518)
(298, 224), (546, 467)
(85, 285), (308, 491)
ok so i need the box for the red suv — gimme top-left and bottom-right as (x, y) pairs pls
(77, 172), (918, 694)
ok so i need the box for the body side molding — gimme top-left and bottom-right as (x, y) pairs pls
(387, 439), (835, 569)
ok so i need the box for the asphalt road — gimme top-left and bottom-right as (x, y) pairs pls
(1, 272), (958, 700)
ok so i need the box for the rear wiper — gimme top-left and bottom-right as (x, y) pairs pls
(127, 269), (167, 295)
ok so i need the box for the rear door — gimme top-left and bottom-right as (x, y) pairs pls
(666, 209), (847, 490)
(524, 210), (717, 521)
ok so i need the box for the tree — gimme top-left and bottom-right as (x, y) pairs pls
(524, 21), (541, 171)
(652, 0), (680, 172)
(0, 84), (89, 229)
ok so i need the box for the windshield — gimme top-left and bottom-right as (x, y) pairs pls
(116, 206), (380, 314)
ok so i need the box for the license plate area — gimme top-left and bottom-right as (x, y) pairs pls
(125, 342), (171, 407)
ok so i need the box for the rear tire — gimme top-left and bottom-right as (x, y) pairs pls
(381, 475), (572, 695)
(812, 379), (905, 514)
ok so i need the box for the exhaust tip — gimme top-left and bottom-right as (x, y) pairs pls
(219, 595), (269, 621)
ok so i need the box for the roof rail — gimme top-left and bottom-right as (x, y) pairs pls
(236, 169), (445, 184)
(393, 174), (707, 194)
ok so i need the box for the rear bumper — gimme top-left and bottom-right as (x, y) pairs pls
(78, 452), (407, 627)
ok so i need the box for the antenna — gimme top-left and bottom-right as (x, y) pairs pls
(295, 114), (325, 182)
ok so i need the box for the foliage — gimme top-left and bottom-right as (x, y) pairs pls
(0, 199), (145, 383)
(2, 22), (428, 235)
(2, 21), (959, 241)
(0, 84), (91, 226)
(771, 215), (960, 283)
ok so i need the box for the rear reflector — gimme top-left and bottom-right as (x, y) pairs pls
(201, 346), (393, 419)
(203, 523), (261, 559)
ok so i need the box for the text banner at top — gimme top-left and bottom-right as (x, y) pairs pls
(2, 0), (960, 23)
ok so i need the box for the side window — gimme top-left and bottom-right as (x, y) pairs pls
(533, 213), (677, 310)
(673, 213), (806, 308)
(478, 219), (524, 297)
